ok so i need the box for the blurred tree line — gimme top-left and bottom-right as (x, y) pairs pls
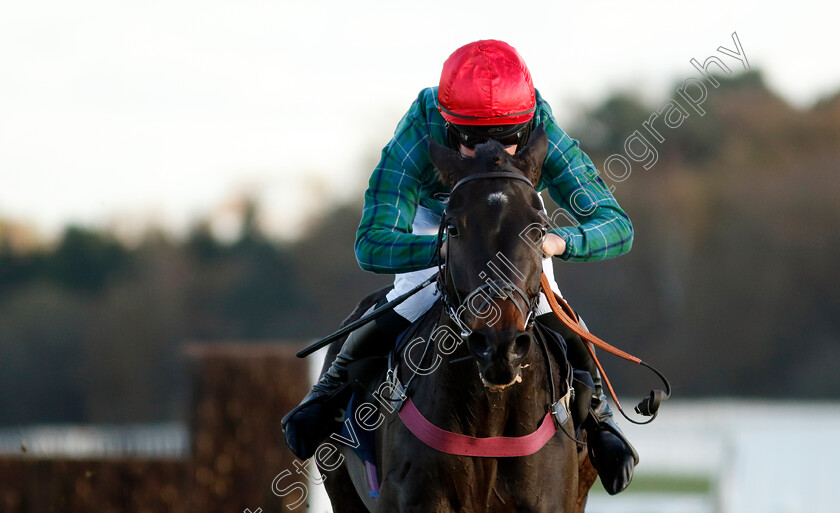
(561, 70), (840, 400)
(0, 70), (838, 425)
(0, 203), (390, 425)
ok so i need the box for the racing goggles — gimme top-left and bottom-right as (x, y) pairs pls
(446, 120), (534, 150)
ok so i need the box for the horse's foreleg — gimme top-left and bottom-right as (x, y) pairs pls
(374, 462), (454, 513)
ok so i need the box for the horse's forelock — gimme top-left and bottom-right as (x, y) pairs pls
(471, 140), (537, 184)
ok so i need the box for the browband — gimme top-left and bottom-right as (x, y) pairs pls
(450, 171), (533, 193)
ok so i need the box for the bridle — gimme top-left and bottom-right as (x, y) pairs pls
(435, 171), (546, 340)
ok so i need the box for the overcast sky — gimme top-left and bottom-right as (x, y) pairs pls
(1, 0), (836, 240)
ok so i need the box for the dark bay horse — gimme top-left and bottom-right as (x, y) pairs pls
(319, 126), (597, 512)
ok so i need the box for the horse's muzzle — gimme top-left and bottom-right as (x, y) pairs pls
(468, 329), (532, 390)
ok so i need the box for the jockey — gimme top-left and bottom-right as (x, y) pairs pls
(283, 40), (638, 495)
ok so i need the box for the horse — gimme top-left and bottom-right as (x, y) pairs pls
(317, 125), (597, 513)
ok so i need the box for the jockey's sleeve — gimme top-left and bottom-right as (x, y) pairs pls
(355, 89), (446, 274)
(534, 98), (634, 262)
(355, 88), (634, 273)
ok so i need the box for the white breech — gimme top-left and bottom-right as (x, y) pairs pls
(386, 205), (564, 323)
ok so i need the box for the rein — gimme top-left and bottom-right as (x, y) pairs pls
(539, 273), (671, 424)
(395, 168), (670, 457)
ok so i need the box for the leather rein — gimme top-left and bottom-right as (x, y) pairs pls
(395, 170), (670, 457)
(439, 170), (670, 424)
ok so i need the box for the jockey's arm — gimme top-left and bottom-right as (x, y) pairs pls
(355, 94), (443, 275)
(536, 108), (633, 262)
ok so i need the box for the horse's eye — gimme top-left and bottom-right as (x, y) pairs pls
(446, 223), (460, 238)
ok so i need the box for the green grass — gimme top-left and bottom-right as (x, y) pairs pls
(590, 474), (713, 495)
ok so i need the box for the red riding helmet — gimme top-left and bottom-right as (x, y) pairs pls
(438, 40), (536, 149)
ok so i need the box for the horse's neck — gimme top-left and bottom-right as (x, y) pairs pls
(410, 316), (553, 437)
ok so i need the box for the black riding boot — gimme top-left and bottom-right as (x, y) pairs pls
(282, 308), (407, 460)
(537, 312), (638, 495)
(584, 370), (639, 495)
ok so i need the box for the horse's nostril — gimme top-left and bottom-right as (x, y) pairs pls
(468, 333), (493, 360)
(512, 333), (532, 358)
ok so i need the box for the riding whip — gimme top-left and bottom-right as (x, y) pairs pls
(296, 272), (440, 358)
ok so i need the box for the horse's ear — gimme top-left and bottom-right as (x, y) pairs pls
(429, 138), (465, 187)
(513, 124), (548, 185)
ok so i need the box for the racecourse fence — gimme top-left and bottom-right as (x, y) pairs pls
(0, 343), (310, 513)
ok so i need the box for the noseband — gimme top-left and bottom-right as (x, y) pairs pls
(436, 171), (543, 339)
